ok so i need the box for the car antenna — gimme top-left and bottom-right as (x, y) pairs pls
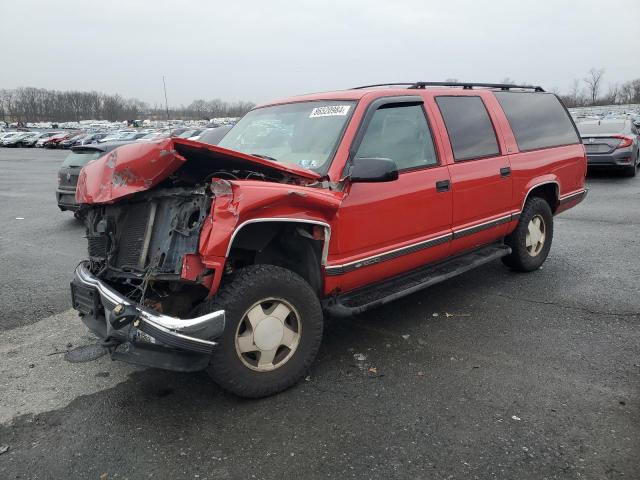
(163, 75), (171, 136)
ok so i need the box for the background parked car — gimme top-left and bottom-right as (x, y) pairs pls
(196, 124), (233, 145)
(0, 132), (28, 146)
(22, 131), (56, 147)
(11, 132), (40, 147)
(136, 130), (171, 141)
(44, 132), (78, 148)
(77, 132), (107, 145)
(98, 131), (146, 143)
(56, 142), (133, 213)
(36, 132), (64, 147)
(178, 129), (204, 139)
(59, 133), (87, 149)
(577, 119), (639, 176)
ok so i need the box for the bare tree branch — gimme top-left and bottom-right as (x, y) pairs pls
(583, 68), (605, 104)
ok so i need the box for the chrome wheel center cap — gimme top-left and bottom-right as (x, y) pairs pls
(253, 317), (284, 351)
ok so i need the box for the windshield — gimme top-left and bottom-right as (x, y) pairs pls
(62, 151), (103, 167)
(218, 101), (356, 171)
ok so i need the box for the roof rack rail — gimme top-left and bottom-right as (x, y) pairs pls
(351, 83), (417, 89)
(352, 82), (545, 92)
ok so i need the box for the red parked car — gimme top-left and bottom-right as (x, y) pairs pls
(70, 82), (587, 397)
(44, 131), (78, 148)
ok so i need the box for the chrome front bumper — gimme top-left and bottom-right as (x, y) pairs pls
(72, 261), (225, 354)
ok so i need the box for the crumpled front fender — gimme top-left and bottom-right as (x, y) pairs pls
(200, 180), (342, 263)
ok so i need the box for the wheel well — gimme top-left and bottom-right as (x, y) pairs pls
(526, 183), (559, 213)
(226, 222), (325, 294)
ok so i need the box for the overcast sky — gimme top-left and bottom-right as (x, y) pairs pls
(2, 0), (638, 106)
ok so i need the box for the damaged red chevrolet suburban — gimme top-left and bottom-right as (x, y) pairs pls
(71, 82), (587, 397)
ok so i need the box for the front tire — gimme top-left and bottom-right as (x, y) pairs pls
(196, 265), (323, 398)
(502, 197), (554, 272)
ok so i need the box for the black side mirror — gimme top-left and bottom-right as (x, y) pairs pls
(349, 157), (399, 183)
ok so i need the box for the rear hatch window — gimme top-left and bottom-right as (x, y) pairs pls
(577, 122), (626, 135)
(62, 151), (104, 168)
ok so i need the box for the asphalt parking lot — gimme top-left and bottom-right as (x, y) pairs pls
(0, 147), (638, 479)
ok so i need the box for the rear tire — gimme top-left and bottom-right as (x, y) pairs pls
(624, 157), (637, 177)
(502, 197), (554, 272)
(196, 265), (323, 398)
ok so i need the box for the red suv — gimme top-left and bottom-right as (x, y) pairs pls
(70, 82), (587, 397)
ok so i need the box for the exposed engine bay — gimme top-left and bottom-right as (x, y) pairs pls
(76, 138), (324, 317)
(82, 186), (210, 316)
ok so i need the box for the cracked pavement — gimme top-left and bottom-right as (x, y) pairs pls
(0, 149), (638, 479)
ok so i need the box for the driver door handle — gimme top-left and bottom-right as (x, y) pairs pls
(436, 179), (450, 192)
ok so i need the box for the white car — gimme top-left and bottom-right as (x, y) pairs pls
(0, 132), (26, 146)
(4, 132), (37, 146)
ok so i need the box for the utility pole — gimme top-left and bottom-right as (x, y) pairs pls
(163, 76), (171, 134)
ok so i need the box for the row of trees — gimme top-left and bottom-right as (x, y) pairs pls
(454, 70), (640, 109)
(0, 87), (256, 123)
(182, 99), (256, 121)
(559, 69), (640, 108)
(2, 71), (639, 123)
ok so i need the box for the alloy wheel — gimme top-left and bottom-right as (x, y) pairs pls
(234, 297), (302, 372)
(525, 214), (546, 256)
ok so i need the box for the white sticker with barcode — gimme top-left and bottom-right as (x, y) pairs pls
(309, 105), (351, 118)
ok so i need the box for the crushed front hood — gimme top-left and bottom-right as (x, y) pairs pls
(76, 137), (321, 204)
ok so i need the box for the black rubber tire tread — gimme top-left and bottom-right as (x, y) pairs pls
(196, 264), (323, 398)
(624, 159), (637, 177)
(502, 196), (554, 272)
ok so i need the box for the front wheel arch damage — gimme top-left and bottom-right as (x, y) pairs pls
(224, 222), (325, 295)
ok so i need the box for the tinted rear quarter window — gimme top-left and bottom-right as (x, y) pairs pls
(435, 96), (500, 161)
(495, 92), (579, 151)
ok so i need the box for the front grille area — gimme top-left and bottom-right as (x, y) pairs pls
(83, 188), (208, 277)
(115, 204), (150, 269)
(87, 234), (108, 258)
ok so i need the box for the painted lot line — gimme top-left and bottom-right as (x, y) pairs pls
(0, 310), (139, 424)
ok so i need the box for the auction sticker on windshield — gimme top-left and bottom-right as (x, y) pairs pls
(309, 105), (351, 118)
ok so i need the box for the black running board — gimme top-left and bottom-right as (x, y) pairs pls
(323, 244), (511, 317)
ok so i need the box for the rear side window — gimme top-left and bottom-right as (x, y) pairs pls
(435, 96), (500, 161)
(495, 92), (579, 151)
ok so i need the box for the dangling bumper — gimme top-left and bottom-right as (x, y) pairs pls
(70, 261), (225, 371)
